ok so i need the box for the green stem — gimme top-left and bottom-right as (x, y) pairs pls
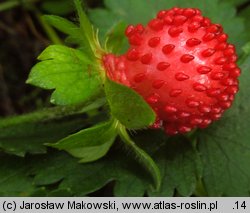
(0, 98), (106, 128)
(118, 124), (161, 191)
(0, 0), (39, 12)
(35, 10), (63, 45)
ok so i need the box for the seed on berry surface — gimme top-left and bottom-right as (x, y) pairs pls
(186, 38), (201, 47)
(164, 105), (178, 113)
(140, 53), (152, 64)
(203, 33), (215, 41)
(180, 54), (194, 63)
(193, 83), (207, 92)
(202, 48), (216, 57)
(175, 72), (190, 81)
(152, 80), (165, 89)
(134, 73), (146, 83)
(197, 66), (212, 74)
(168, 27), (183, 37)
(162, 44), (175, 54)
(127, 48), (140, 61)
(157, 62), (170, 71)
(169, 89), (182, 97)
(148, 37), (160, 47)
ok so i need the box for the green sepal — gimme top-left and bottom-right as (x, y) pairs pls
(104, 78), (156, 129)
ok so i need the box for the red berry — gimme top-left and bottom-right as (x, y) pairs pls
(102, 7), (240, 135)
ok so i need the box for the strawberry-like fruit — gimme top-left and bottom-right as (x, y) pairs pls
(102, 7), (240, 135)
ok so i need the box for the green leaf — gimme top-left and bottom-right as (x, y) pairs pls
(197, 54), (250, 196)
(90, 0), (246, 52)
(0, 129), (204, 197)
(34, 150), (150, 196)
(43, 15), (92, 49)
(0, 148), (150, 196)
(43, 12), (96, 56)
(152, 137), (202, 196)
(27, 45), (101, 105)
(74, 0), (94, 43)
(0, 155), (37, 196)
(105, 79), (155, 129)
(132, 130), (203, 196)
(0, 99), (106, 156)
(43, 15), (80, 39)
(50, 120), (117, 163)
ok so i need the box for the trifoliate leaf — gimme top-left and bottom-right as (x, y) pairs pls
(50, 120), (117, 163)
(105, 79), (156, 129)
(27, 45), (101, 105)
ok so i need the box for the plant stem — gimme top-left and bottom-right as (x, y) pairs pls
(0, 98), (106, 128)
(118, 124), (161, 191)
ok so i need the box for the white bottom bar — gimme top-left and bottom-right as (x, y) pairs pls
(0, 197), (248, 213)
